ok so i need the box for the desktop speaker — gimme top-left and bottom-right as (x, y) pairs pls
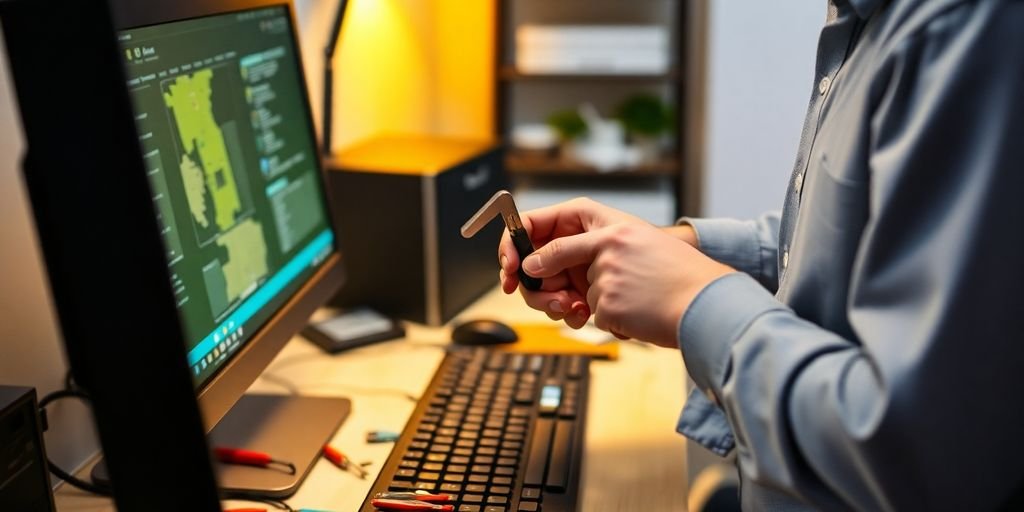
(0, 386), (55, 512)
(327, 135), (507, 326)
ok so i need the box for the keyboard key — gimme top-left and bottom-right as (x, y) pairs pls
(426, 453), (448, 462)
(495, 466), (515, 476)
(456, 439), (476, 448)
(524, 418), (553, 486)
(458, 506), (481, 512)
(443, 474), (465, 483)
(389, 481), (415, 490)
(518, 502), (538, 512)
(435, 436), (455, 445)
(492, 476), (513, 486)
(410, 441), (429, 450)
(468, 474), (489, 484)
(471, 464), (493, 474)
(419, 472), (440, 481)
(479, 438), (499, 447)
(473, 456), (494, 465)
(414, 432), (432, 442)
(487, 496), (508, 505)
(501, 441), (522, 450)
(482, 429), (502, 438)
(465, 484), (486, 493)
(395, 469), (416, 479)
(463, 494), (484, 503)
(497, 458), (517, 466)
(452, 451), (473, 459)
(440, 483), (462, 492)
(431, 444), (453, 453)
(422, 462), (444, 471)
(484, 506), (506, 512)
(447, 464), (467, 473)
(438, 427), (458, 436)
(399, 460), (420, 469)
(505, 433), (525, 442)
(499, 450), (518, 458)
(521, 487), (541, 500)
(546, 419), (574, 492)
(489, 486), (511, 495)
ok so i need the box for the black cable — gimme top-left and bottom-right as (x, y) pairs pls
(38, 390), (298, 510)
(38, 389), (114, 497)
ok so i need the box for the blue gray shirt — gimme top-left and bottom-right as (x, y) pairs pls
(677, 0), (1024, 509)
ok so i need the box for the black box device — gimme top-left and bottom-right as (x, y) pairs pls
(0, 386), (55, 512)
(327, 135), (507, 326)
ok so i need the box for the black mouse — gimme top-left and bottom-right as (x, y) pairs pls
(451, 319), (518, 346)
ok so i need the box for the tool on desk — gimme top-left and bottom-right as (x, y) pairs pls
(370, 498), (455, 511)
(322, 444), (369, 479)
(374, 491), (454, 502)
(461, 190), (543, 291)
(366, 429), (400, 443)
(214, 447), (296, 475)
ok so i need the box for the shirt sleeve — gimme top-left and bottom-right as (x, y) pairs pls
(681, 212), (781, 292)
(677, 4), (1024, 510)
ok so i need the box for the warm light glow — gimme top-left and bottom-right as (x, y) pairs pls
(328, 0), (495, 151)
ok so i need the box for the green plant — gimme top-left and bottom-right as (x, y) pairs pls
(616, 94), (674, 138)
(546, 109), (588, 141)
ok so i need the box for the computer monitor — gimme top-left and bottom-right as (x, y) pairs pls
(2, 0), (349, 502)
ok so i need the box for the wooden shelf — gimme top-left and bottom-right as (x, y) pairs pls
(499, 66), (680, 83)
(506, 152), (679, 178)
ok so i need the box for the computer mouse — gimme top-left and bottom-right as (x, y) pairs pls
(451, 319), (519, 346)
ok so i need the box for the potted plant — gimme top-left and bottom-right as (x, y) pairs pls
(616, 93), (674, 163)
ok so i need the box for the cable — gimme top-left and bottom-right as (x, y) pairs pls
(38, 389), (114, 497)
(38, 390), (298, 510)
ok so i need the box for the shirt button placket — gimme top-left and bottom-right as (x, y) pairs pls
(818, 76), (831, 95)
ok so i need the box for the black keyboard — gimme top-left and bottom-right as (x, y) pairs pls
(360, 348), (591, 512)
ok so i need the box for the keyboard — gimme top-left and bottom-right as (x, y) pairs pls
(360, 348), (591, 512)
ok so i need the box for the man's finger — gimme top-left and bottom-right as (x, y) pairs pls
(522, 230), (604, 279)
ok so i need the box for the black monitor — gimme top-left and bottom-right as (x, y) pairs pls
(1, 0), (349, 504)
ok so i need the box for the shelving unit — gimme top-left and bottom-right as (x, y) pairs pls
(494, 0), (707, 218)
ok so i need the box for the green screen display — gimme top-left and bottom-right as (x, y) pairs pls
(119, 6), (333, 386)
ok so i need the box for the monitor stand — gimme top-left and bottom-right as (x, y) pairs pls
(92, 393), (351, 498)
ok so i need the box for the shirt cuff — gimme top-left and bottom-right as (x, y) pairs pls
(677, 388), (736, 456)
(680, 217), (763, 280)
(678, 272), (790, 395)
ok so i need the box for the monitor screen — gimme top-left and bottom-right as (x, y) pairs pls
(118, 6), (333, 388)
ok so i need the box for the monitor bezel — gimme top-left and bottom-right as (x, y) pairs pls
(109, 0), (346, 430)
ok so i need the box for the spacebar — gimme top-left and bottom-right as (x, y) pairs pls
(524, 418), (554, 486)
(545, 419), (574, 492)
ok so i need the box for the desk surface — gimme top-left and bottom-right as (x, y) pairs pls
(54, 288), (690, 511)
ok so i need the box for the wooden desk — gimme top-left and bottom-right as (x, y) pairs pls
(54, 288), (690, 511)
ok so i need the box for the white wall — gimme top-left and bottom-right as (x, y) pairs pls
(703, 1), (824, 219)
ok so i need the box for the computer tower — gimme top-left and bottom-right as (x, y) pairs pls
(327, 135), (507, 326)
(0, 387), (55, 512)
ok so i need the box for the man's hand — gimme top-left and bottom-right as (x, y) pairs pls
(498, 198), (734, 348)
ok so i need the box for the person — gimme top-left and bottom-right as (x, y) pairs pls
(497, 0), (1024, 510)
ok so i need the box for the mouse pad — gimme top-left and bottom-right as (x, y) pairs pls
(499, 323), (620, 360)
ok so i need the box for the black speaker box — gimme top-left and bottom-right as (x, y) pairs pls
(0, 386), (55, 512)
(327, 135), (507, 325)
